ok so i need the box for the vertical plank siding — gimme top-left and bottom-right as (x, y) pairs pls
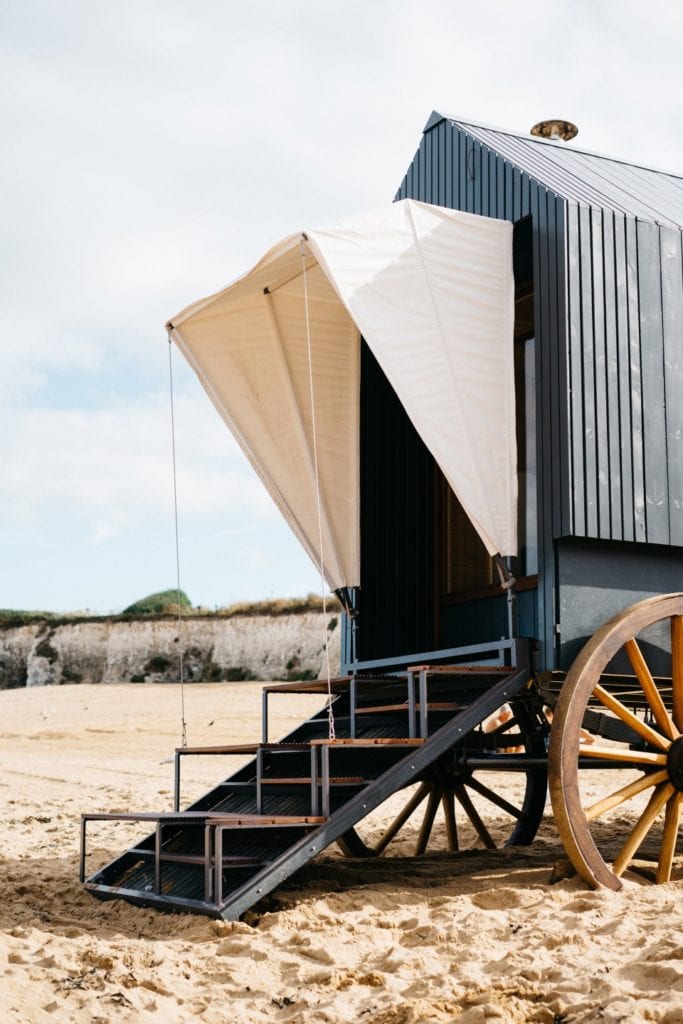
(358, 343), (435, 660)
(555, 193), (572, 539)
(626, 216), (647, 541)
(591, 207), (611, 539)
(566, 211), (683, 548)
(612, 214), (634, 541)
(566, 203), (585, 536)
(662, 228), (683, 545)
(638, 220), (669, 545)
(578, 204), (598, 537)
(603, 211), (623, 540)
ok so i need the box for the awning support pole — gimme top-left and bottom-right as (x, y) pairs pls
(335, 587), (359, 665)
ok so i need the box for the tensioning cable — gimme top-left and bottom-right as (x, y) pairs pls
(301, 242), (336, 741)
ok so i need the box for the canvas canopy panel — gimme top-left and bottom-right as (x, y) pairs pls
(167, 198), (516, 592)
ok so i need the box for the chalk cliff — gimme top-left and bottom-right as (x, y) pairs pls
(0, 612), (341, 688)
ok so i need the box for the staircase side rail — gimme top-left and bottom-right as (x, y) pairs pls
(262, 672), (417, 743)
(349, 638), (529, 675)
(81, 810), (325, 895)
(173, 742), (309, 811)
(81, 811), (212, 885)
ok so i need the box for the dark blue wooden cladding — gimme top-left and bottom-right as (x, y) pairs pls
(566, 202), (585, 536)
(626, 216), (647, 541)
(566, 210), (683, 548)
(662, 227), (683, 545)
(358, 343), (436, 661)
(613, 214), (633, 541)
(638, 220), (669, 545)
(591, 207), (611, 539)
(602, 210), (622, 540)
(579, 203), (598, 537)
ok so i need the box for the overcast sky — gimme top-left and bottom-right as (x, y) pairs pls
(1, 0), (682, 613)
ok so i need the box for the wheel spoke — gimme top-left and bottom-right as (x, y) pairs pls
(579, 744), (667, 766)
(656, 792), (682, 883)
(549, 594), (683, 889)
(593, 683), (671, 752)
(466, 777), (522, 818)
(441, 791), (459, 851)
(625, 638), (678, 741)
(612, 783), (674, 877)
(454, 785), (496, 849)
(585, 769), (669, 821)
(672, 617), (683, 732)
(375, 782), (429, 855)
(414, 788), (440, 856)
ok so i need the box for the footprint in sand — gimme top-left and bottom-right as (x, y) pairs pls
(620, 962), (683, 990)
(470, 888), (523, 910)
(562, 895), (602, 913)
(216, 938), (268, 961)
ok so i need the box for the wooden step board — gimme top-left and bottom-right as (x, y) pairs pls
(355, 702), (461, 715)
(83, 666), (531, 920)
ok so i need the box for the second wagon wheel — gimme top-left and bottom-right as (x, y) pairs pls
(339, 695), (548, 857)
(549, 592), (683, 888)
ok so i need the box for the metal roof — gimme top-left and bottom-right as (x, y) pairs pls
(430, 113), (683, 229)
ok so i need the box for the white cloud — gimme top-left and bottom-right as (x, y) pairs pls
(0, 0), (681, 609)
(0, 388), (277, 536)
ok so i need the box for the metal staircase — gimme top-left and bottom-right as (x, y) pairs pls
(81, 660), (540, 920)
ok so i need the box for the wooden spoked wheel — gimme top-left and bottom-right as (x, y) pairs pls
(549, 593), (683, 889)
(339, 700), (548, 858)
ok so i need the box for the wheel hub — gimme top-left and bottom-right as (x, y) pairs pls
(427, 751), (472, 788)
(667, 736), (683, 792)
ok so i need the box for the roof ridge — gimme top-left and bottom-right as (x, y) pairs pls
(427, 110), (683, 183)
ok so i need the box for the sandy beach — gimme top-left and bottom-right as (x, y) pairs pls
(2, 682), (683, 1024)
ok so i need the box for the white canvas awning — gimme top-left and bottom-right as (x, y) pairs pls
(167, 199), (516, 592)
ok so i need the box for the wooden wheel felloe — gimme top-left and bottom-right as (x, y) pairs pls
(339, 700), (547, 858)
(549, 593), (683, 889)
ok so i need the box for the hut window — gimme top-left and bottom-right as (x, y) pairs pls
(438, 486), (495, 594)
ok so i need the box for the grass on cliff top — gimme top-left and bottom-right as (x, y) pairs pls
(0, 593), (340, 629)
(122, 589), (193, 616)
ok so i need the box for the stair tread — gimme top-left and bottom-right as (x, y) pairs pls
(207, 814), (326, 825)
(84, 811), (324, 825)
(176, 741), (314, 755)
(356, 702), (461, 714)
(131, 849), (267, 867)
(260, 776), (365, 785)
(176, 743), (260, 755)
(407, 664), (510, 674)
(263, 676), (352, 694)
(263, 674), (405, 695)
(309, 737), (425, 746)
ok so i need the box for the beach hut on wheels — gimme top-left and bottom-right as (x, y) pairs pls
(82, 114), (683, 917)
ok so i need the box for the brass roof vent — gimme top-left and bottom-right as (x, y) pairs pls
(530, 119), (578, 143)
